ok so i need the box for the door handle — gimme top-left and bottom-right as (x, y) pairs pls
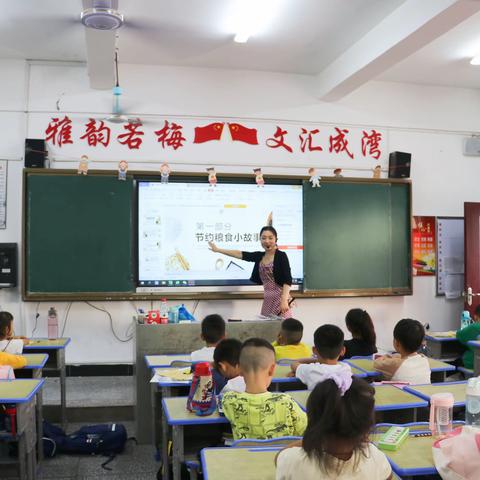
(464, 286), (480, 306)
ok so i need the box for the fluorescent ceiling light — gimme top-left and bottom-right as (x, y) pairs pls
(225, 0), (285, 44)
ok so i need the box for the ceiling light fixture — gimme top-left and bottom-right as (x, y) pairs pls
(470, 55), (480, 65)
(80, 8), (124, 30)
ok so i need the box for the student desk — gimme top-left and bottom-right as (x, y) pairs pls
(287, 385), (428, 422)
(162, 396), (228, 480)
(345, 357), (455, 382)
(145, 354), (191, 368)
(404, 381), (467, 407)
(468, 340), (480, 376)
(425, 332), (463, 360)
(14, 354), (49, 379)
(0, 379), (45, 480)
(201, 446), (280, 480)
(24, 338), (71, 427)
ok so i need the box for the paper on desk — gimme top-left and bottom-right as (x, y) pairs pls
(150, 367), (193, 383)
(429, 331), (456, 338)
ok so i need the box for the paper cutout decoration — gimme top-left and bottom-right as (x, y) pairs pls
(308, 167), (321, 188)
(207, 167), (217, 187)
(372, 165), (382, 179)
(254, 168), (264, 187)
(160, 161), (171, 184)
(78, 155), (89, 175)
(193, 122), (224, 143)
(118, 160), (128, 181)
(333, 168), (343, 177)
(229, 123), (259, 145)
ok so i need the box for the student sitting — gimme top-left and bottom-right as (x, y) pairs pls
(456, 304), (480, 369)
(272, 317), (312, 361)
(222, 338), (307, 440)
(340, 308), (377, 359)
(275, 376), (392, 480)
(0, 311), (29, 354)
(213, 338), (245, 394)
(290, 325), (352, 391)
(374, 318), (430, 384)
(191, 314), (225, 362)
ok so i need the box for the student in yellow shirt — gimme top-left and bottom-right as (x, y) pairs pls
(272, 318), (312, 361)
(222, 338), (307, 440)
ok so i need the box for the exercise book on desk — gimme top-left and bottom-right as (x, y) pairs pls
(150, 368), (193, 383)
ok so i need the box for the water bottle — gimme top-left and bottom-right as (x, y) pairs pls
(461, 310), (472, 329)
(466, 377), (480, 427)
(159, 298), (168, 324)
(47, 307), (58, 339)
(186, 362), (216, 416)
(429, 392), (454, 435)
(168, 306), (179, 324)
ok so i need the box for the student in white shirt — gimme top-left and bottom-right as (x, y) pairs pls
(374, 318), (431, 384)
(290, 324), (351, 390)
(276, 375), (392, 480)
(213, 338), (246, 394)
(190, 314), (225, 362)
(0, 311), (28, 354)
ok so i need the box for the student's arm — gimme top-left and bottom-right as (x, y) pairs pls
(373, 355), (402, 380)
(208, 242), (242, 259)
(0, 351), (27, 369)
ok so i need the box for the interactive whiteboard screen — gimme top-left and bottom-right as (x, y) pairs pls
(137, 181), (303, 292)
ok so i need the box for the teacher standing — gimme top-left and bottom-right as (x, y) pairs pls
(208, 226), (293, 318)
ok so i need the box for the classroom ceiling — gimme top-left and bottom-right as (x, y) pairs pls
(1, 0), (480, 98)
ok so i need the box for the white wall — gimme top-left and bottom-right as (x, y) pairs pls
(1, 59), (479, 363)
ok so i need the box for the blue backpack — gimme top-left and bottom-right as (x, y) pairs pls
(43, 422), (133, 469)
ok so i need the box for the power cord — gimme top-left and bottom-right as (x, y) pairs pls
(60, 302), (72, 337)
(85, 301), (133, 343)
(31, 302), (40, 337)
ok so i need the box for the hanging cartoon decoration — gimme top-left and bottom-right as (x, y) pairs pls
(160, 161), (171, 184)
(333, 168), (343, 177)
(118, 160), (128, 181)
(372, 165), (382, 179)
(207, 167), (217, 187)
(78, 155), (89, 175)
(254, 168), (264, 187)
(308, 167), (321, 188)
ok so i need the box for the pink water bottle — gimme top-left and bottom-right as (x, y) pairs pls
(186, 362), (216, 416)
(47, 307), (58, 339)
(429, 392), (454, 435)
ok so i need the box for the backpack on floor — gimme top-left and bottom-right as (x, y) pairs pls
(42, 421), (67, 458)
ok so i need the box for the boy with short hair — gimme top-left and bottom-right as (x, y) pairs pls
(290, 324), (352, 390)
(222, 338), (307, 440)
(191, 314), (225, 362)
(213, 338), (245, 394)
(272, 317), (312, 361)
(456, 304), (480, 369)
(374, 318), (431, 384)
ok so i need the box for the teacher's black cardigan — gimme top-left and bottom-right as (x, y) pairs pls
(242, 249), (292, 287)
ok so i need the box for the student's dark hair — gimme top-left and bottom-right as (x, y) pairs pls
(259, 226), (277, 241)
(303, 377), (375, 473)
(475, 304), (480, 317)
(281, 317), (304, 344)
(241, 337), (275, 353)
(313, 324), (344, 359)
(345, 309), (376, 346)
(0, 311), (13, 340)
(393, 318), (425, 353)
(201, 314), (226, 344)
(213, 338), (242, 367)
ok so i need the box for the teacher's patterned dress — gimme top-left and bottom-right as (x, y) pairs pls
(259, 262), (292, 318)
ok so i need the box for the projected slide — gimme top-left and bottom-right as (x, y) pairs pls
(137, 182), (303, 289)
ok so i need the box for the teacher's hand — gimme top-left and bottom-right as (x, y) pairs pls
(279, 297), (290, 314)
(208, 241), (218, 253)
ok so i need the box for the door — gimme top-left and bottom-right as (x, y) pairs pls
(464, 203), (480, 313)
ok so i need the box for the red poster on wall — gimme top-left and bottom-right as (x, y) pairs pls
(412, 216), (436, 276)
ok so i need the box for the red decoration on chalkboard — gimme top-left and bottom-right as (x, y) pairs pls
(228, 123), (258, 145)
(194, 123), (224, 143)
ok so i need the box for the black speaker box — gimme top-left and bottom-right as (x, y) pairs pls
(25, 139), (46, 168)
(388, 151), (411, 178)
(0, 243), (17, 287)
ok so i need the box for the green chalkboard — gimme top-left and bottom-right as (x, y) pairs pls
(303, 179), (411, 294)
(25, 173), (134, 296)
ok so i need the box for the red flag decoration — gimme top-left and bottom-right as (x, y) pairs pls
(193, 122), (224, 143)
(228, 123), (259, 145)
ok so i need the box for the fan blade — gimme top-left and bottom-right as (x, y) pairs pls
(84, 28), (116, 89)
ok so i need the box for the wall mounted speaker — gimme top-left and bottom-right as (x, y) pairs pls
(25, 139), (46, 168)
(0, 243), (17, 287)
(388, 151), (411, 178)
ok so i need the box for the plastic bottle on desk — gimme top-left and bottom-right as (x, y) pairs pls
(429, 392), (454, 435)
(466, 377), (480, 427)
(186, 362), (216, 416)
(159, 298), (168, 324)
(47, 307), (58, 339)
(461, 310), (472, 329)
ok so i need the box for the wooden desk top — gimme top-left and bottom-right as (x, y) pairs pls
(162, 396), (228, 426)
(0, 379), (45, 402)
(24, 338), (71, 349)
(22, 353), (49, 368)
(404, 381), (467, 406)
(346, 357), (455, 374)
(145, 354), (192, 367)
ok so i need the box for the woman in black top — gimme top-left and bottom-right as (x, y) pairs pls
(208, 226), (293, 317)
(341, 308), (378, 359)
